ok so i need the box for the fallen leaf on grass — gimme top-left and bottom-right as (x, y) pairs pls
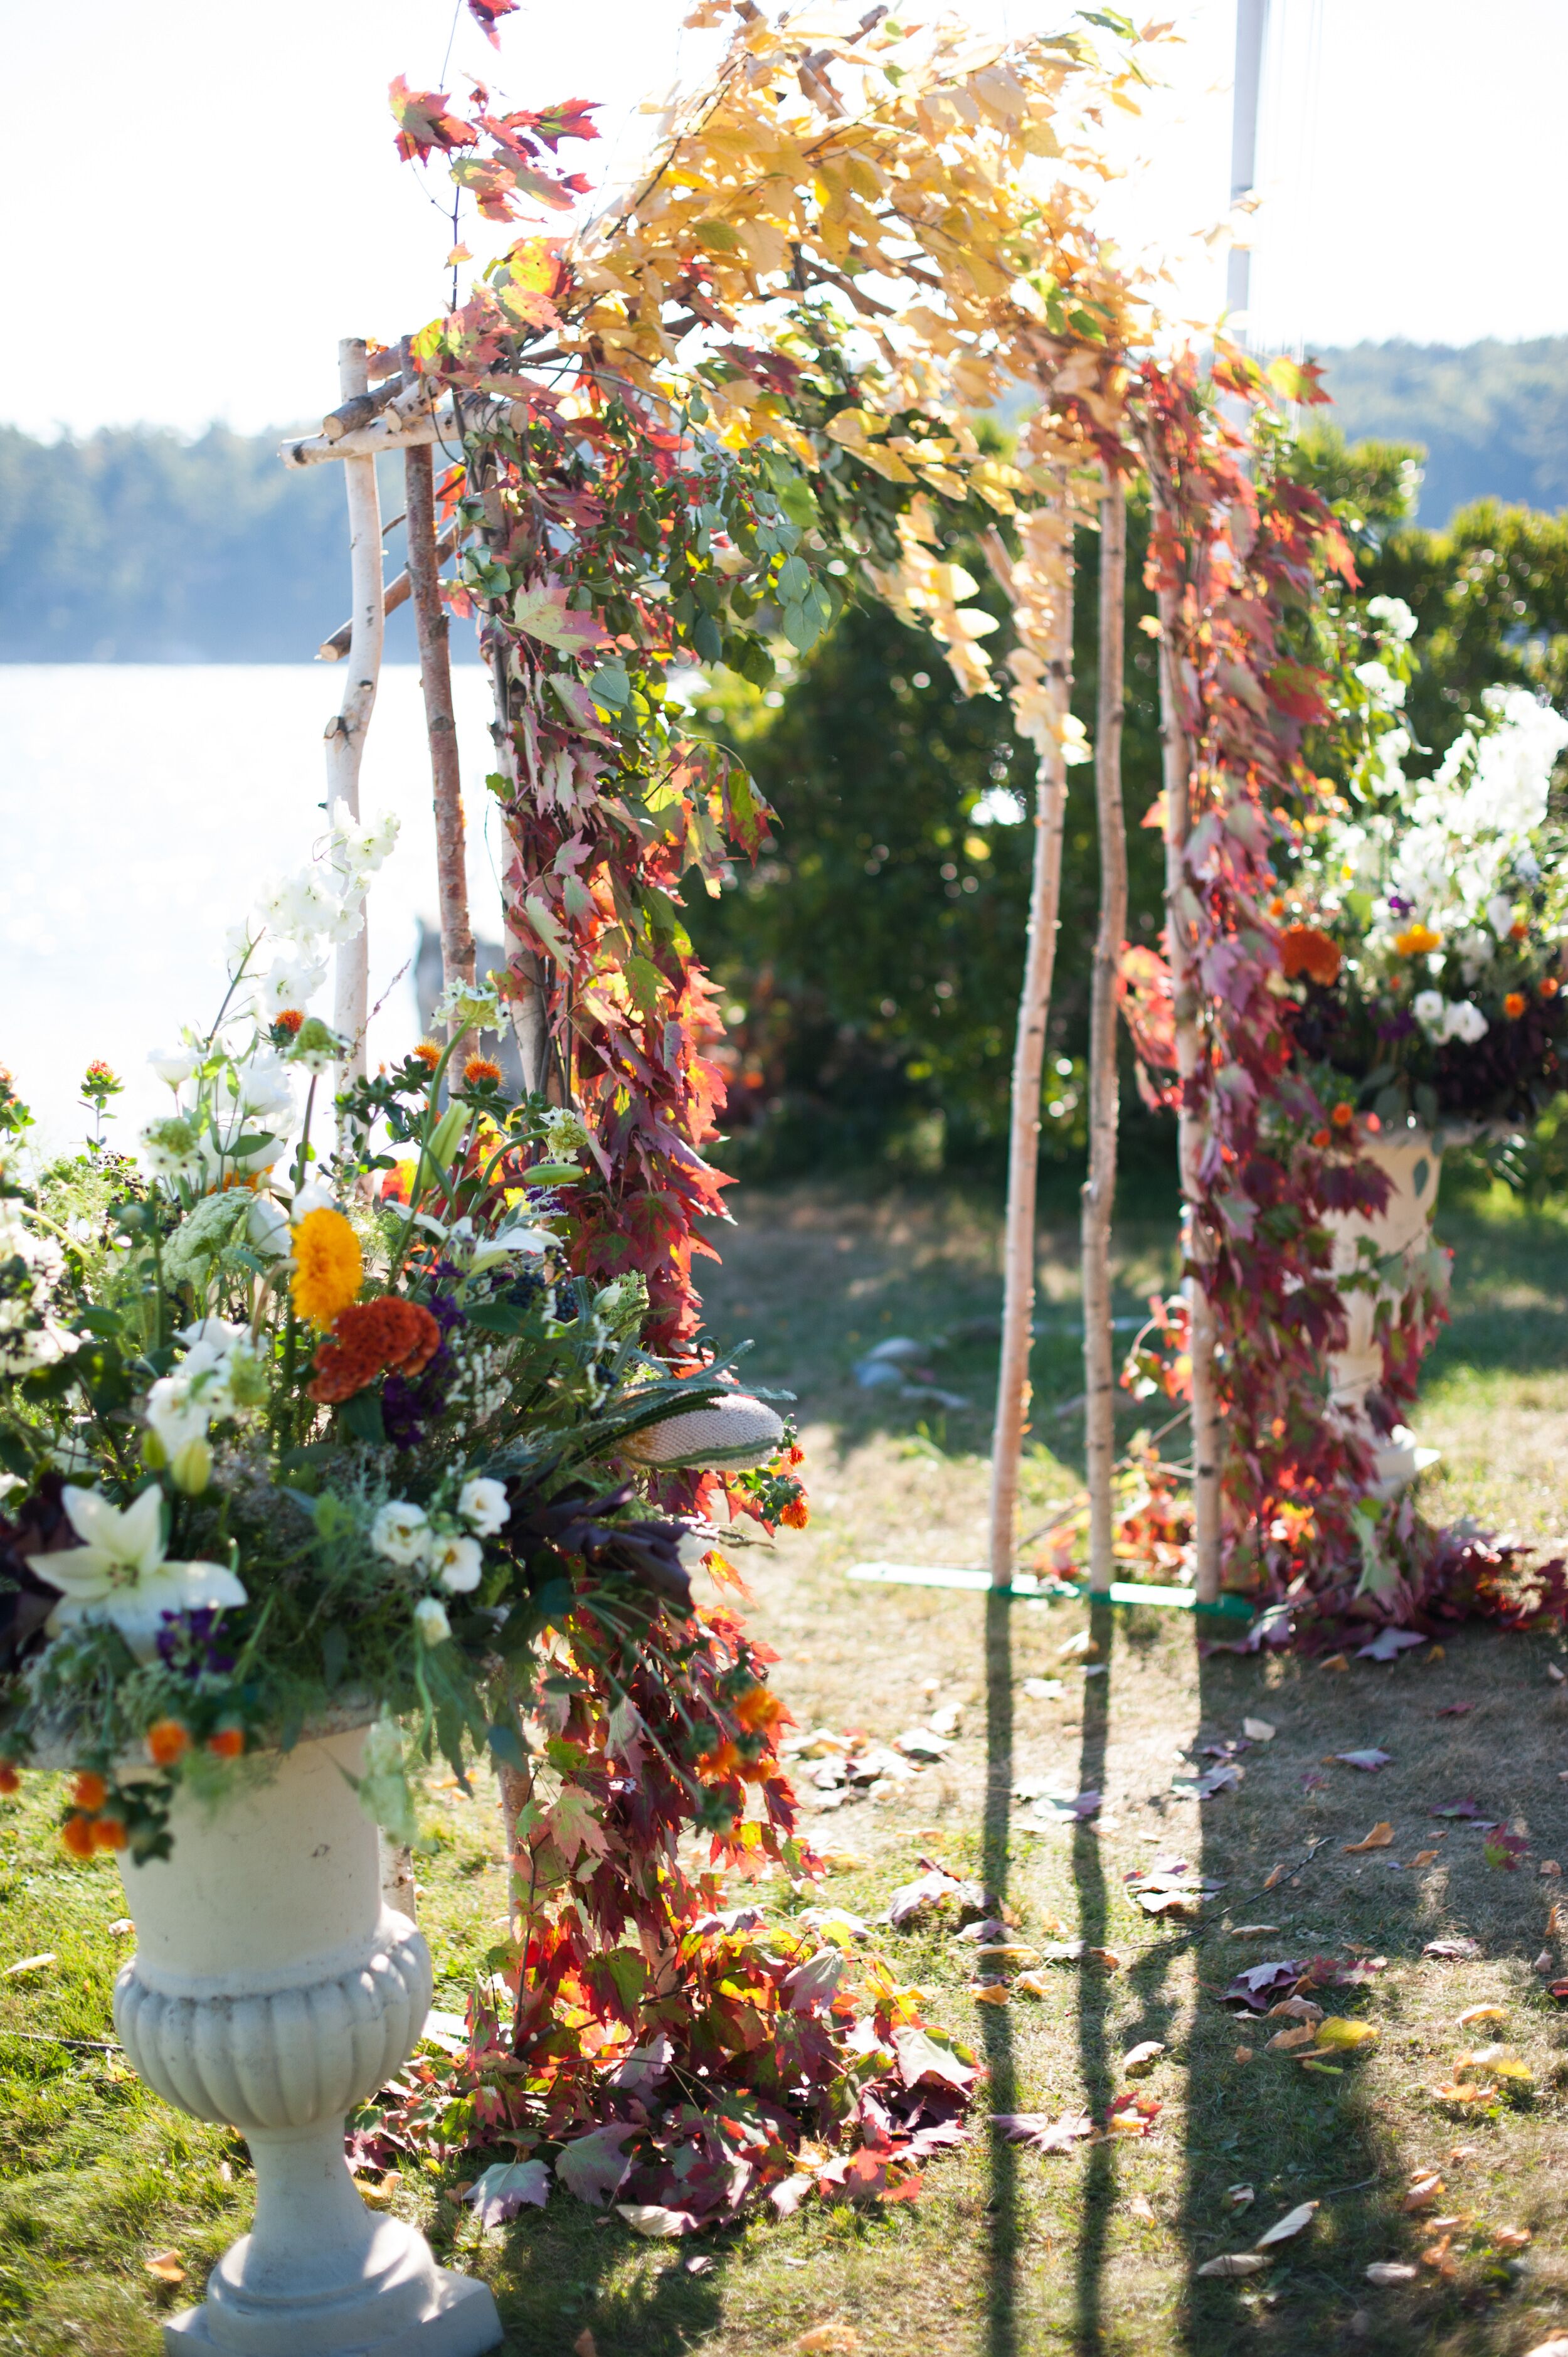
(1021, 1677), (1065, 1701)
(968, 1982), (1012, 2008)
(1231, 1923), (1281, 1939)
(1535, 1950), (1557, 1976)
(574, 2334), (599, 2357)
(1493, 2225), (1532, 2251)
(617, 2204), (698, 2238)
(1107, 2092), (1161, 2136)
(992, 2109), (1096, 2154)
(1319, 1652), (1349, 1671)
(1263, 1863), (1288, 1890)
(797, 2327), (860, 2354)
(1126, 2191), (1157, 2223)
(3, 1952), (56, 1978)
(1123, 2041), (1165, 2077)
(464, 2161), (551, 2225)
(1254, 2199), (1318, 2248)
(1223, 2183), (1255, 2212)
(686, 2253), (716, 2275)
(1036, 1942), (1123, 1971)
(889, 2026), (979, 2094)
(1365, 2261), (1418, 2285)
(1421, 2233), (1457, 2277)
(1234, 2045), (1255, 2063)
(1523, 2339), (1568, 2357)
(1243, 1716), (1276, 1740)
(1010, 1972), (1053, 1999)
(1423, 1937), (1481, 1959)
(1411, 1849), (1440, 1867)
(1437, 1702), (1476, 1718)
(1311, 2016), (1378, 2051)
(886, 1870), (960, 1929)
(1483, 1831), (1530, 1871)
(1549, 1664), (1567, 1684)
(108, 1918), (132, 1936)
(1449, 2144), (1480, 2163)
(1429, 1798), (1481, 1819)
(1265, 1996), (1323, 2024)
(1267, 2024), (1317, 2053)
(1457, 2043), (1532, 2087)
(1343, 1823), (1395, 1853)
(1403, 2173), (1444, 2211)
(1456, 2006), (1506, 2029)
(1057, 1631), (1098, 1658)
(1357, 1628), (1428, 1662)
(1433, 2083), (1485, 2105)
(1197, 2252), (1269, 2278)
(1336, 1750), (1392, 1772)
(143, 2252), (185, 2284)
(1542, 1860), (1563, 1878)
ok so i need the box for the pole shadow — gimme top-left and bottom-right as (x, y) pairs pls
(1069, 1598), (1116, 2354)
(983, 1587), (1020, 2357)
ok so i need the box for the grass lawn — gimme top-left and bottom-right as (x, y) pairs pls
(6, 1172), (1568, 2355)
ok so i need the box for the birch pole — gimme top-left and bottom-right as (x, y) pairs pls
(987, 478), (1076, 1585)
(1081, 468), (1127, 1593)
(324, 337), (384, 1093)
(1150, 514), (1222, 1602)
(402, 358), (477, 1046)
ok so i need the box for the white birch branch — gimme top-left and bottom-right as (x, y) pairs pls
(405, 384), (477, 1049)
(988, 480), (1074, 1586)
(1152, 560), (1222, 1602)
(324, 338), (383, 1101)
(1081, 467), (1127, 1594)
(317, 524), (456, 661)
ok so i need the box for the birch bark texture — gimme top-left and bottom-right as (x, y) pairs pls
(987, 477), (1076, 1585)
(1149, 526), (1222, 1601)
(324, 338), (384, 1094)
(1081, 468), (1128, 1593)
(403, 415), (477, 1024)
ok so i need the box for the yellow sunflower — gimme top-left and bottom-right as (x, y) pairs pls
(290, 1208), (363, 1331)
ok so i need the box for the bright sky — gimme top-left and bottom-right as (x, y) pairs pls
(4, 0), (1567, 442)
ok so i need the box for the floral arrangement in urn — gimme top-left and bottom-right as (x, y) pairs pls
(1277, 597), (1568, 1134)
(0, 814), (802, 1861)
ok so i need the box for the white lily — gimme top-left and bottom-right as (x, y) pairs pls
(26, 1486), (247, 1664)
(467, 1225), (556, 1274)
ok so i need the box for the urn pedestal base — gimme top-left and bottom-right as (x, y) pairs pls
(111, 1729), (502, 2357)
(1325, 1130), (1444, 1498)
(159, 2124), (502, 2356)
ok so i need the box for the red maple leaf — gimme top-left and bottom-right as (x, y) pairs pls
(389, 76), (478, 164)
(466, 0), (519, 46)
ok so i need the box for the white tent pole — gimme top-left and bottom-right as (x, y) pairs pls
(1227, 0), (1270, 331)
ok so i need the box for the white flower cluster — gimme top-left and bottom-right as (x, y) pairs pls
(1320, 686), (1568, 987)
(369, 1476), (511, 1642)
(1411, 991), (1490, 1045)
(144, 1319), (268, 1491)
(245, 804), (399, 1026)
(0, 1183), (82, 1377)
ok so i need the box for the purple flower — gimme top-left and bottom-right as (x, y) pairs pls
(1377, 1009), (1417, 1041)
(383, 1289), (464, 1450)
(155, 1608), (235, 1676)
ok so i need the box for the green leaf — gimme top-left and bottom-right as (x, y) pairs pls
(589, 661), (632, 711)
(776, 552), (811, 604)
(691, 612), (723, 664)
(321, 1624), (348, 1691)
(467, 1299), (530, 1337)
(693, 220), (741, 252)
(337, 1390), (386, 1445)
(781, 600), (817, 654)
(486, 1721), (529, 1774)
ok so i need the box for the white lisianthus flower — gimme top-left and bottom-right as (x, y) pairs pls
(329, 803), (399, 884)
(370, 1501), (432, 1565)
(429, 1532), (484, 1594)
(255, 867), (346, 945)
(413, 1595), (452, 1647)
(1353, 659), (1407, 710)
(1444, 999), (1489, 1045)
(147, 1045), (198, 1088)
(145, 1325), (266, 1462)
(246, 1196), (291, 1258)
(1412, 989), (1446, 1032)
(253, 956), (328, 1024)
(26, 1486), (246, 1663)
(1487, 893), (1516, 940)
(290, 1178), (339, 1221)
(458, 1476), (510, 1537)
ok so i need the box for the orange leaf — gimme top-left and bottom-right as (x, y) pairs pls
(1343, 1822), (1394, 1853)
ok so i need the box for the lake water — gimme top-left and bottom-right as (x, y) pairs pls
(0, 666), (507, 1151)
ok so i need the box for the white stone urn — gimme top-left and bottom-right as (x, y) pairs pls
(1323, 1127), (1444, 1498)
(113, 1726), (503, 2356)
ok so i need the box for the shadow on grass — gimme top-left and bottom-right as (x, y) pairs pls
(477, 2204), (725, 2354)
(1179, 1644), (1407, 2356)
(983, 1587), (1020, 2357)
(1069, 1599), (1116, 2354)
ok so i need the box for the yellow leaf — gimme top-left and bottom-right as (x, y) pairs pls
(1456, 2006), (1506, 2029)
(1343, 1822), (1394, 1853)
(1403, 2173), (1444, 2211)
(144, 2251), (186, 2284)
(969, 1982), (1012, 2007)
(3, 1952), (56, 1977)
(1312, 2016), (1378, 2050)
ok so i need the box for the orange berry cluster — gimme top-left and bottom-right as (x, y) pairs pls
(62, 1771), (127, 1856)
